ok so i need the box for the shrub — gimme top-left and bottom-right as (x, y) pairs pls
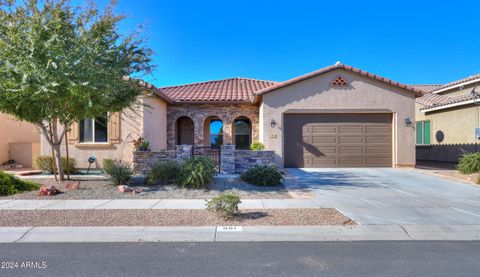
(102, 159), (115, 173)
(240, 165), (284, 186)
(36, 155), (76, 174)
(104, 161), (134, 186)
(0, 171), (40, 196)
(250, 142), (265, 151)
(146, 160), (181, 186)
(457, 152), (480, 174)
(176, 157), (217, 189)
(206, 191), (241, 219)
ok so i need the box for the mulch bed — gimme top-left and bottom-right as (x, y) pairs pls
(0, 209), (355, 227)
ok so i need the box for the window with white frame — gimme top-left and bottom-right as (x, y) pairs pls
(79, 115), (108, 143)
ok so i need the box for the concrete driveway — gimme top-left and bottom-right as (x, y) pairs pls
(286, 168), (480, 225)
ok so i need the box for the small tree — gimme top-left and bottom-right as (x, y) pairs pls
(0, 0), (154, 180)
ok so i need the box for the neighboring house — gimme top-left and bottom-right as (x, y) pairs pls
(415, 74), (480, 162)
(41, 63), (421, 168)
(0, 113), (40, 168)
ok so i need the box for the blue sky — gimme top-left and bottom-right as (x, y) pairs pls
(86, 0), (479, 87)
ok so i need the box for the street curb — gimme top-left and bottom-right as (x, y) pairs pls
(1, 225), (480, 243)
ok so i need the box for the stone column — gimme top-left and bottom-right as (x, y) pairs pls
(176, 145), (192, 162)
(223, 118), (233, 145)
(220, 144), (235, 174)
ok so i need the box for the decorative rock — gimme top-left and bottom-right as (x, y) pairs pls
(117, 185), (133, 193)
(38, 186), (60, 196)
(65, 182), (80, 190)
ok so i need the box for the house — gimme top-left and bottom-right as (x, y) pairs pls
(415, 74), (480, 163)
(41, 63), (421, 168)
(0, 113), (40, 168)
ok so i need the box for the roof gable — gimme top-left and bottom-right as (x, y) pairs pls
(254, 63), (424, 98)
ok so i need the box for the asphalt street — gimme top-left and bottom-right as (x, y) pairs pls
(1, 241), (479, 277)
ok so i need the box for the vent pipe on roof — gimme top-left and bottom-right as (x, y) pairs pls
(335, 61), (341, 65)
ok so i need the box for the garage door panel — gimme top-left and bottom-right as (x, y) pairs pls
(311, 125), (336, 134)
(339, 126), (363, 134)
(340, 136), (364, 143)
(339, 146), (364, 154)
(284, 113), (392, 168)
(366, 135), (390, 143)
(312, 136), (337, 144)
(367, 146), (390, 154)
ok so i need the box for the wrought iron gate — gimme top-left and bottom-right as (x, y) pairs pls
(192, 146), (221, 172)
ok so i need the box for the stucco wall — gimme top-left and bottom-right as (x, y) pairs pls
(260, 69), (416, 167)
(0, 113), (40, 167)
(41, 95), (168, 168)
(415, 101), (480, 162)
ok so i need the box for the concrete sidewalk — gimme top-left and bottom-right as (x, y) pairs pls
(0, 199), (321, 210)
(2, 225), (480, 243)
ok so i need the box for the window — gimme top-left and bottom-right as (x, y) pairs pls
(234, 118), (252, 150)
(209, 119), (223, 148)
(416, 120), (431, 145)
(79, 115), (108, 143)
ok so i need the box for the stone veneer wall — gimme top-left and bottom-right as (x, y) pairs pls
(234, 150), (276, 173)
(167, 103), (259, 149)
(132, 150), (176, 175)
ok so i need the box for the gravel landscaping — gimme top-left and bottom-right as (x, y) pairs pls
(0, 209), (355, 226)
(2, 176), (292, 199)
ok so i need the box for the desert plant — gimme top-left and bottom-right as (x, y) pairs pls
(0, 171), (40, 196)
(457, 152), (480, 174)
(176, 157), (217, 189)
(132, 137), (150, 151)
(104, 161), (134, 186)
(146, 160), (181, 186)
(250, 142), (265, 151)
(240, 165), (284, 186)
(206, 191), (241, 219)
(102, 159), (115, 173)
(36, 155), (76, 174)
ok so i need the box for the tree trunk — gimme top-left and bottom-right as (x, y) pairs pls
(52, 143), (65, 181)
(65, 131), (70, 180)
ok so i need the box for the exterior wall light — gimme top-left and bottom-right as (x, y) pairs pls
(270, 119), (277, 128)
(404, 117), (412, 127)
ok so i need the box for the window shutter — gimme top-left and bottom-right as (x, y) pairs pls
(67, 123), (78, 144)
(416, 122), (423, 145)
(423, 121), (431, 145)
(108, 112), (121, 144)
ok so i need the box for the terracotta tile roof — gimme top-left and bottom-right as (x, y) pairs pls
(431, 74), (480, 93)
(254, 63), (425, 97)
(419, 93), (477, 111)
(409, 84), (444, 93)
(158, 78), (278, 103)
(122, 76), (173, 103)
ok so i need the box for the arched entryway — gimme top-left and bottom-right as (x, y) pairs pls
(233, 117), (252, 149)
(204, 116), (223, 148)
(176, 116), (194, 145)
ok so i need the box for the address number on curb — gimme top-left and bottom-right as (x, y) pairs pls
(217, 226), (242, 232)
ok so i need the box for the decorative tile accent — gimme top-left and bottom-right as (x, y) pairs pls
(330, 76), (348, 87)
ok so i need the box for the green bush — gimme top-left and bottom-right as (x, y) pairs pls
(206, 191), (241, 219)
(176, 157), (217, 189)
(250, 142), (265, 151)
(240, 165), (284, 186)
(36, 155), (76, 174)
(103, 161), (134, 186)
(146, 160), (181, 186)
(102, 159), (115, 173)
(457, 152), (480, 174)
(0, 171), (40, 196)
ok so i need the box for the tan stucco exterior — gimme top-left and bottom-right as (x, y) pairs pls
(260, 69), (416, 167)
(415, 83), (480, 162)
(41, 95), (168, 168)
(0, 113), (40, 167)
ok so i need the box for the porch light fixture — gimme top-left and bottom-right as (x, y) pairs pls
(404, 117), (412, 127)
(270, 119), (277, 128)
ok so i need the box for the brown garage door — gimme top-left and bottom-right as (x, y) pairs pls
(284, 114), (392, 168)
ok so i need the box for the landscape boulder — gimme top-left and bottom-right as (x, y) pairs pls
(38, 186), (60, 196)
(65, 182), (80, 190)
